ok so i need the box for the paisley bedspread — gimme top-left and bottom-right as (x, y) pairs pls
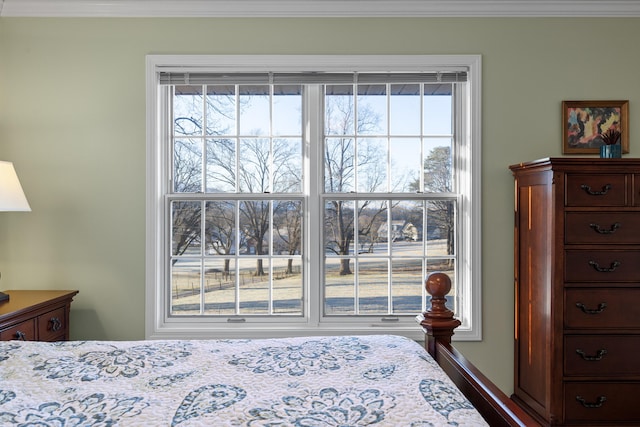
(0, 335), (488, 426)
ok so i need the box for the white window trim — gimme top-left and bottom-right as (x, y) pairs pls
(146, 54), (482, 341)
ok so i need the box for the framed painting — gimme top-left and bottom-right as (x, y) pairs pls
(562, 100), (629, 154)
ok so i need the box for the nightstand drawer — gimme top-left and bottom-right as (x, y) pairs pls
(565, 288), (640, 328)
(564, 335), (640, 376)
(566, 174), (628, 207)
(565, 250), (640, 282)
(564, 382), (640, 422)
(37, 307), (67, 341)
(565, 212), (640, 244)
(0, 290), (78, 342)
(0, 319), (35, 341)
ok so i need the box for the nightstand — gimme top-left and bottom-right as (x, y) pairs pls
(0, 290), (79, 341)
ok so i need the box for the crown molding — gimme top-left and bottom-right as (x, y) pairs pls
(2, 0), (640, 18)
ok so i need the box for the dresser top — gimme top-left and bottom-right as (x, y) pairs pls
(510, 157), (640, 172)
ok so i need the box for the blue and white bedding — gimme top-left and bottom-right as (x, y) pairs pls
(0, 335), (488, 426)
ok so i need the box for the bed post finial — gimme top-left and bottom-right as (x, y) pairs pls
(418, 272), (461, 356)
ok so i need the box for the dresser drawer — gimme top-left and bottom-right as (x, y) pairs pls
(37, 307), (68, 341)
(0, 319), (36, 341)
(564, 382), (640, 422)
(565, 289), (640, 328)
(565, 212), (640, 244)
(564, 335), (640, 376)
(566, 174), (628, 207)
(565, 250), (640, 282)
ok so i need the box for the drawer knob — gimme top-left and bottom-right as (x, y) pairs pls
(576, 348), (607, 361)
(589, 222), (621, 234)
(49, 317), (62, 332)
(576, 395), (607, 409)
(580, 183), (612, 196)
(588, 260), (620, 273)
(14, 331), (26, 341)
(576, 302), (607, 314)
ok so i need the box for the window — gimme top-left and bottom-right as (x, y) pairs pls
(146, 55), (482, 341)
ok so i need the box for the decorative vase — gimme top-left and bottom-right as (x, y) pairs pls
(600, 144), (621, 158)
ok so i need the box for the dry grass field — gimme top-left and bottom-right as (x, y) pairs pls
(170, 240), (455, 316)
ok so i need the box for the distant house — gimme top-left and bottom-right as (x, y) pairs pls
(377, 220), (419, 242)
(403, 223), (419, 241)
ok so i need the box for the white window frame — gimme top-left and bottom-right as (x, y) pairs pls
(146, 54), (482, 341)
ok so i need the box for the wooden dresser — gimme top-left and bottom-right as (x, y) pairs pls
(510, 158), (640, 426)
(0, 290), (78, 341)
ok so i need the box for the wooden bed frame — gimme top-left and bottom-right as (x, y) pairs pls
(418, 272), (540, 427)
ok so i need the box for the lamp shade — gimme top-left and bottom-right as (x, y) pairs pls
(0, 161), (31, 212)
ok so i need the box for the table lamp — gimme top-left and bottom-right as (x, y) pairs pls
(0, 160), (31, 302)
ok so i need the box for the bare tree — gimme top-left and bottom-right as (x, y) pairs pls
(239, 200), (269, 276)
(323, 93), (387, 275)
(357, 201), (387, 253)
(205, 201), (235, 277)
(238, 137), (301, 275)
(174, 85), (303, 277)
(172, 201), (201, 262)
(274, 200), (302, 274)
(171, 139), (202, 263)
(171, 86), (236, 262)
(422, 146), (454, 260)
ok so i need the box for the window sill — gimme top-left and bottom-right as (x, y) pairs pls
(145, 321), (477, 342)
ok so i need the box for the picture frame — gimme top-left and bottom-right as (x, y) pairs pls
(562, 100), (629, 154)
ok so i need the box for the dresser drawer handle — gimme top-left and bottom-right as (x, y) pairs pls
(581, 184), (612, 196)
(589, 222), (621, 234)
(14, 331), (27, 341)
(49, 317), (62, 332)
(588, 260), (620, 272)
(576, 302), (607, 314)
(576, 349), (607, 361)
(576, 395), (607, 408)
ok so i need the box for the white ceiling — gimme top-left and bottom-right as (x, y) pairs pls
(2, 0), (640, 17)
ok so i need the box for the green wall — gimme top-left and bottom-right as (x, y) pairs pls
(1, 17), (639, 394)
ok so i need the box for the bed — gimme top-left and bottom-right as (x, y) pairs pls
(417, 273), (538, 426)
(0, 273), (537, 426)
